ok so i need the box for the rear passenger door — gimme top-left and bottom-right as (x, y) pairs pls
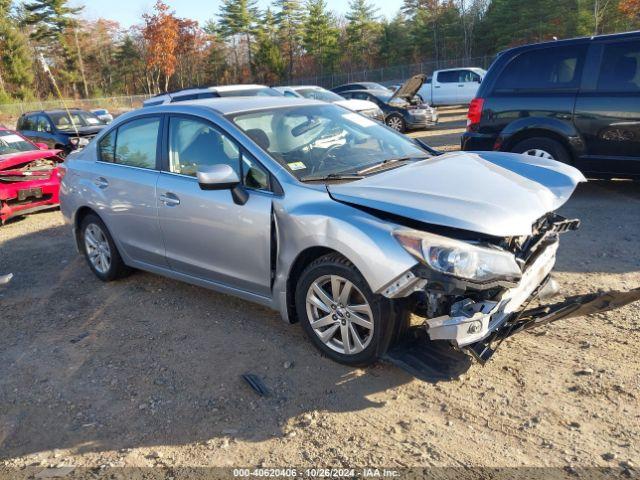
(94, 115), (166, 266)
(433, 71), (460, 105)
(574, 39), (640, 176)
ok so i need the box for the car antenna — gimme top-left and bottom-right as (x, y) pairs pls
(38, 54), (80, 139)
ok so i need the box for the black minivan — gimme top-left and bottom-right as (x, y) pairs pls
(462, 31), (640, 178)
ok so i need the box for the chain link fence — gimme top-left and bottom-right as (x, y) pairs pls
(290, 55), (496, 88)
(0, 95), (151, 125)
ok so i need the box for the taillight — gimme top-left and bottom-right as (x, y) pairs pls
(467, 97), (484, 129)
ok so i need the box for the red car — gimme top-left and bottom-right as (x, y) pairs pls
(0, 127), (63, 224)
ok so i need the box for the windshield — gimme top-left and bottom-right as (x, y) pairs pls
(296, 88), (344, 102)
(218, 88), (282, 97)
(229, 104), (430, 180)
(0, 131), (37, 155)
(49, 111), (104, 130)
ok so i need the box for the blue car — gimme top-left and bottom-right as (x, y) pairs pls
(17, 109), (106, 156)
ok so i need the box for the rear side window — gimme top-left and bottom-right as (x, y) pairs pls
(597, 41), (640, 93)
(98, 117), (160, 169)
(494, 46), (587, 92)
(437, 71), (460, 83)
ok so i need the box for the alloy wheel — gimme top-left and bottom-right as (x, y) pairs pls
(523, 148), (555, 160)
(386, 116), (404, 131)
(305, 275), (374, 355)
(84, 223), (112, 274)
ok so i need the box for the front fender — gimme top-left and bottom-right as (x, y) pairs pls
(271, 195), (418, 320)
(497, 116), (585, 158)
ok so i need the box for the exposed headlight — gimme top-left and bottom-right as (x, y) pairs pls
(361, 108), (383, 119)
(69, 137), (79, 146)
(394, 230), (522, 283)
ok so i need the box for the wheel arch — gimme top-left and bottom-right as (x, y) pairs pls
(284, 246), (346, 324)
(497, 119), (585, 162)
(73, 206), (100, 250)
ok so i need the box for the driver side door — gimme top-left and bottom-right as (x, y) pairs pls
(156, 114), (275, 297)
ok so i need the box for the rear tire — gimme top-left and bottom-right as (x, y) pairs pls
(80, 214), (130, 281)
(295, 253), (399, 367)
(511, 137), (570, 163)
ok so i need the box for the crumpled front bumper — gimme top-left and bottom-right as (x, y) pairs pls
(426, 240), (560, 347)
(424, 239), (640, 364)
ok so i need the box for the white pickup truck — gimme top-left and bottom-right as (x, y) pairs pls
(417, 67), (486, 106)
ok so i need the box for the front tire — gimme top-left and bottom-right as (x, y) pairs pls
(295, 253), (398, 366)
(386, 114), (406, 133)
(511, 137), (570, 163)
(80, 214), (130, 281)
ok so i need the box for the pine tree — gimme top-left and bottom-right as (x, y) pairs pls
(254, 8), (285, 83)
(345, 0), (381, 70)
(218, 0), (259, 77)
(303, 0), (340, 76)
(274, 0), (304, 80)
(0, 1), (34, 98)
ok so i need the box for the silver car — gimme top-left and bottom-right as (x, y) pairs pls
(59, 97), (638, 367)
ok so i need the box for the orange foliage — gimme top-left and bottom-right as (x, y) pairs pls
(619, 0), (640, 18)
(142, 0), (179, 90)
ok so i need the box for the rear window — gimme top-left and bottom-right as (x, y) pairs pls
(494, 45), (587, 92)
(597, 41), (640, 93)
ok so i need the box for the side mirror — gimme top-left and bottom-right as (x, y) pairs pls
(36, 143), (50, 150)
(197, 164), (248, 205)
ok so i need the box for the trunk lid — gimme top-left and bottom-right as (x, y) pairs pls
(327, 151), (586, 237)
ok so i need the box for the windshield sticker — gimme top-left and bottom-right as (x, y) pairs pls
(0, 134), (26, 144)
(287, 161), (307, 171)
(86, 118), (101, 125)
(343, 112), (376, 128)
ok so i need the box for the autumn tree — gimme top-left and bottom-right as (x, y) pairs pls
(142, 0), (179, 93)
(619, 0), (640, 19)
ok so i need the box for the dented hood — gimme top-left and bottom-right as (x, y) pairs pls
(328, 151), (586, 237)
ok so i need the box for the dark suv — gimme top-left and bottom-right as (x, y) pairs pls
(17, 109), (106, 156)
(462, 31), (640, 178)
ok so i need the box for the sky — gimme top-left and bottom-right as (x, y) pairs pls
(73, 0), (403, 28)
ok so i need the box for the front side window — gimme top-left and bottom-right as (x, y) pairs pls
(495, 46), (587, 92)
(597, 41), (640, 93)
(460, 70), (481, 83)
(230, 104), (430, 180)
(168, 117), (240, 177)
(114, 117), (160, 168)
(296, 88), (344, 102)
(35, 115), (52, 133)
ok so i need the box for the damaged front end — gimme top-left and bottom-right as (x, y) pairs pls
(385, 213), (640, 364)
(0, 152), (62, 224)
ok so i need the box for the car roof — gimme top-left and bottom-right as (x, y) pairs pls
(499, 30), (640, 56)
(343, 89), (390, 95)
(142, 96), (326, 115)
(23, 109), (87, 116)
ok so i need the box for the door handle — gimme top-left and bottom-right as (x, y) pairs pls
(458, 84), (465, 87)
(94, 177), (109, 189)
(159, 192), (180, 206)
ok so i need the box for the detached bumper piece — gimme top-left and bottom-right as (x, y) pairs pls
(465, 287), (640, 364)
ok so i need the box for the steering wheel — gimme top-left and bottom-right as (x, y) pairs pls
(312, 144), (345, 174)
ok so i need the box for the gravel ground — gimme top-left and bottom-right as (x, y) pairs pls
(0, 107), (639, 473)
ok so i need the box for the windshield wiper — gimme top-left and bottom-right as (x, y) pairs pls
(356, 156), (426, 176)
(300, 172), (364, 183)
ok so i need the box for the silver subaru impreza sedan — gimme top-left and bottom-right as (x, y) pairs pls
(59, 97), (638, 367)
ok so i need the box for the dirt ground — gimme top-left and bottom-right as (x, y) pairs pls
(0, 107), (639, 474)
